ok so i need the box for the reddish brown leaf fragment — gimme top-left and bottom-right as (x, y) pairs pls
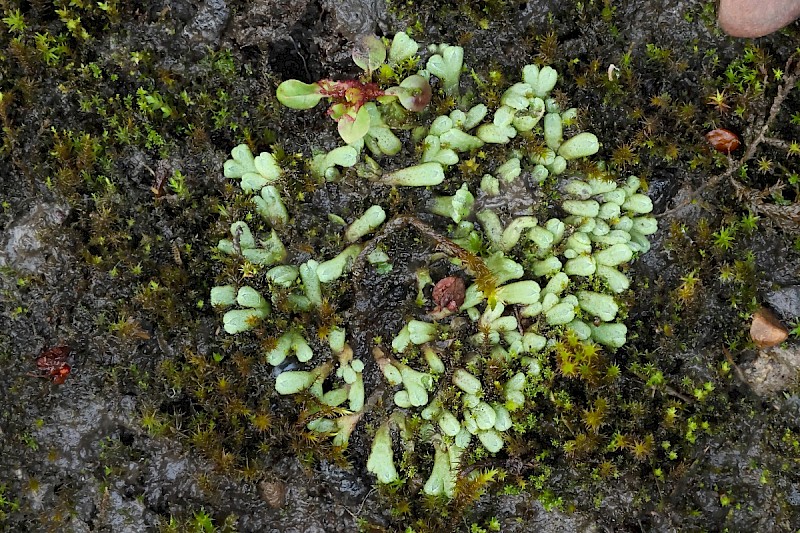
(432, 276), (466, 312)
(705, 128), (741, 153)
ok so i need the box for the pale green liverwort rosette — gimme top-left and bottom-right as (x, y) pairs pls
(311, 145), (359, 181)
(593, 243), (634, 267)
(563, 199), (600, 218)
(543, 112), (563, 150)
(463, 104), (488, 129)
(398, 363), (434, 407)
(407, 319), (438, 345)
(223, 144), (256, 179)
(496, 158), (521, 182)
(422, 134), (458, 166)
(477, 429), (504, 453)
(479, 174), (500, 195)
(425, 43), (464, 96)
(223, 144), (282, 193)
(222, 306), (269, 334)
(391, 324), (410, 353)
(558, 132), (600, 160)
(275, 361), (333, 395)
(545, 294), (579, 326)
(505, 372), (526, 411)
(378, 353), (435, 408)
(476, 210), (503, 249)
(265, 265), (299, 288)
(564, 255), (597, 277)
(500, 82), (533, 111)
(596, 265), (630, 294)
(564, 179), (593, 199)
(388, 31), (418, 64)
(317, 244), (364, 283)
(253, 185), (289, 227)
(439, 127), (484, 152)
(428, 183), (474, 223)
(528, 225), (555, 256)
(345, 205), (386, 243)
(453, 368), (482, 396)
(577, 291), (619, 322)
(364, 103), (402, 156)
(499, 216), (539, 251)
(243, 229), (286, 266)
(236, 285), (268, 309)
(381, 162), (445, 187)
(476, 106), (517, 144)
(210, 285), (236, 307)
(221, 286), (271, 334)
(330, 412), (364, 447)
(300, 260), (322, 308)
(367, 420), (398, 483)
(523, 64), (558, 98)
(423, 436), (458, 497)
(216, 221), (254, 255)
(590, 322), (628, 348)
(531, 256), (562, 277)
(266, 329), (314, 366)
(495, 280), (541, 306)
(328, 326), (346, 354)
(346, 359), (366, 412)
(484, 252), (525, 284)
(217, 222), (286, 266)
(423, 346), (446, 374)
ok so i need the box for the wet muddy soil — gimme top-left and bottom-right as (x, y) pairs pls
(0, 0), (799, 532)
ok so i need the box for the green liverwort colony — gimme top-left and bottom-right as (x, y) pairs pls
(211, 33), (657, 497)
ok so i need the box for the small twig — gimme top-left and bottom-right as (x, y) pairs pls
(350, 215), (416, 285)
(631, 366), (693, 403)
(345, 488), (377, 520)
(762, 136), (791, 150)
(722, 345), (749, 387)
(289, 36), (311, 81)
(351, 214), (490, 286)
(664, 384), (693, 404)
(658, 56), (799, 218)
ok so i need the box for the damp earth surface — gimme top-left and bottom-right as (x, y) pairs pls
(1, 0), (799, 532)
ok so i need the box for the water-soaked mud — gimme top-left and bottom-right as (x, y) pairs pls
(0, 0), (799, 531)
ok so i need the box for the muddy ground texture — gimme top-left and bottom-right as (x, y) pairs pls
(1, 0), (799, 531)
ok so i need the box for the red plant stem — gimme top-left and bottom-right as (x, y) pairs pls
(318, 79), (385, 112)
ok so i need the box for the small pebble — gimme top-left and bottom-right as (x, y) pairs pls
(750, 307), (788, 349)
(258, 479), (287, 509)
